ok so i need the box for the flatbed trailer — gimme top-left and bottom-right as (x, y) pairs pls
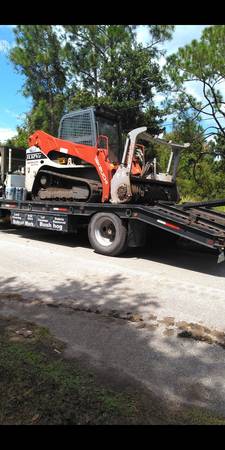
(1, 197), (225, 262)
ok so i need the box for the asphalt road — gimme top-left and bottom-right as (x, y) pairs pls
(1, 225), (225, 416)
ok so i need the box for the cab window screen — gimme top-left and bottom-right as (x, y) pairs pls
(60, 111), (95, 146)
(97, 116), (120, 162)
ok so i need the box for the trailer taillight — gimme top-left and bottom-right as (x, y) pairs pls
(157, 219), (181, 231)
(52, 207), (69, 212)
(4, 203), (17, 208)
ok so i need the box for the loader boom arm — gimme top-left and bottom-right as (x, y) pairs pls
(29, 130), (114, 202)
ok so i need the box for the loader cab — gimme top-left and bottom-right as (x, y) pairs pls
(58, 106), (123, 163)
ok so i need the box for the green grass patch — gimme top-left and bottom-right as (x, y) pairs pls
(0, 316), (225, 425)
(214, 205), (225, 213)
(0, 317), (142, 425)
(179, 195), (200, 204)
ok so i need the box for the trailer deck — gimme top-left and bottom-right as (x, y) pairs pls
(1, 198), (225, 262)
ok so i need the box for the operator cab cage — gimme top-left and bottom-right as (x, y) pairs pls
(58, 106), (123, 163)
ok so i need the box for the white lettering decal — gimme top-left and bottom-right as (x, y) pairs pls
(60, 148), (68, 154)
(94, 156), (108, 185)
(53, 224), (63, 231)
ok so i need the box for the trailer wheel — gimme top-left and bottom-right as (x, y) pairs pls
(88, 212), (127, 256)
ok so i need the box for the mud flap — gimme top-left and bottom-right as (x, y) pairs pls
(218, 251), (225, 264)
(0, 209), (11, 225)
(128, 220), (147, 248)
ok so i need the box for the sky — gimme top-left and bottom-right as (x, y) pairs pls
(0, 24), (208, 143)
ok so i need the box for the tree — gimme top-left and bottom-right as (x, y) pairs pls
(9, 25), (175, 141)
(6, 124), (29, 149)
(155, 114), (225, 201)
(10, 25), (67, 135)
(61, 25), (174, 133)
(165, 25), (225, 143)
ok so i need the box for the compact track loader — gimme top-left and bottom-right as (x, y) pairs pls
(26, 106), (190, 205)
(1, 107), (225, 262)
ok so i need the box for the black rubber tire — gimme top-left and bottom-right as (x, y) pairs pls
(88, 212), (128, 256)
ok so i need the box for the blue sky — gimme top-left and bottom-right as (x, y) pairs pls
(0, 25), (32, 142)
(0, 25), (208, 143)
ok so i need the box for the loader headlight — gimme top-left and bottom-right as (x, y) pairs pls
(40, 176), (48, 186)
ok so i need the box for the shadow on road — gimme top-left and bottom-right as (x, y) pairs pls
(0, 271), (225, 421)
(0, 226), (91, 250)
(136, 234), (224, 278)
(1, 224), (224, 277)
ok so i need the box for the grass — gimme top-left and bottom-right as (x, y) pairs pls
(0, 317), (146, 425)
(179, 196), (225, 215)
(179, 195), (200, 204)
(0, 316), (225, 425)
(214, 205), (225, 212)
(179, 194), (225, 212)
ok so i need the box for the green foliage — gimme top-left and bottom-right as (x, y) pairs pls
(10, 25), (67, 136)
(6, 125), (29, 149)
(165, 25), (225, 140)
(211, 132), (225, 159)
(155, 116), (225, 201)
(62, 25), (172, 132)
(160, 25), (225, 201)
(27, 95), (65, 134)
(10, 25), (66, 100)
(147, 25), (175, 43)
(168, 25), (225, 82)
(9, 25), (175, 139)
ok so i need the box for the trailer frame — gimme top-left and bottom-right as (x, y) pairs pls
(1, 197), (225, 262)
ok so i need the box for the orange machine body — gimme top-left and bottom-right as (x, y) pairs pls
(28, 130), (143, 202)
(29, 130), (116, 202)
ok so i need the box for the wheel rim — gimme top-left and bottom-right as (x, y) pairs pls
(94, 218), (116, 247)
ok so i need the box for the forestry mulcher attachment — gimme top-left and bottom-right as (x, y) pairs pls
(26, 106), (190, 205)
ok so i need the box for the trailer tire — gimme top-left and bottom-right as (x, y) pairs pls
(88, 212), (127, 256)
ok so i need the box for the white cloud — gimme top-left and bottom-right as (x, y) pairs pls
(5, 109), (18, 118)
(0, 39), (10, 53)
(0, 128), (16, 143)
(5, 109), (26, 122)
(0, 25), (15, 29)
(184, 80), (203, 102)
(136, 25), (208, 56)
(154, 92), (165, 105)
(158, 55), (166, 68)
(136, 26), (149, 44)
(165, 25), (208, 55)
